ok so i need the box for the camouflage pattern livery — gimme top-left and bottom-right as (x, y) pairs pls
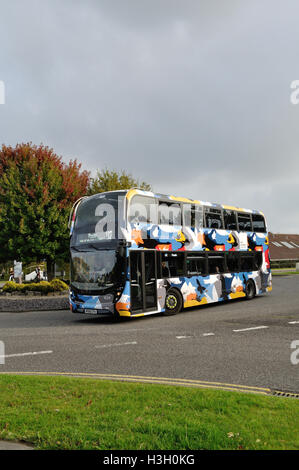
(70, 189), (272, 317)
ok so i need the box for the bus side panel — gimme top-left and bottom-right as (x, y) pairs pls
(162, 269), (271, 310)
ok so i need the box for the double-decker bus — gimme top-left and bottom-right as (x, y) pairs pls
(69, 189), (271, 317)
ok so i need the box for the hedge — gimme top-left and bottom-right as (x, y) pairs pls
(1, 279), (69, 294)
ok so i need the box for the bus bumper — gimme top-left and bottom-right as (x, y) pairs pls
(69, 292), (115, 316)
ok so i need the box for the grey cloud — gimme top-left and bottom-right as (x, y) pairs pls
(0, 0), (299, 232)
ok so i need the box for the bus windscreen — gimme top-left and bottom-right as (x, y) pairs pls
(71, 192), (124, 246)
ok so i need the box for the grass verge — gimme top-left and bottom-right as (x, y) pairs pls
(272, 271), (299, 276)
(0, 374), (298, 450)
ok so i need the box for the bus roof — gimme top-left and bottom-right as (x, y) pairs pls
(125, 188), (264, 216)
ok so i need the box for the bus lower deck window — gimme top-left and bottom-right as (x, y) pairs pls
(161, 253), (184, 277)
(208, 255), (225, 274)
(240, 255), (254, 272)
(226, 252), (239, 272)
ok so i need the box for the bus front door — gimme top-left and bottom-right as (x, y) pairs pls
(130, 251), (157, 313)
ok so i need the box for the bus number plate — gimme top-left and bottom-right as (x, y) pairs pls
(84, 308), (96, 314)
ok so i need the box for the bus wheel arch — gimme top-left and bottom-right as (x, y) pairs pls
(163, 288), (183, 315)
(245, 279), (256, 300)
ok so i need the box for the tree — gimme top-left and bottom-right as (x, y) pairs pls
(88, 168), (151, 195)
(0, 143), (90, 280)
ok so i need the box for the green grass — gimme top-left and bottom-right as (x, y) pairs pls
(0, 374), (299, 450)
(272, 270), (299, 276)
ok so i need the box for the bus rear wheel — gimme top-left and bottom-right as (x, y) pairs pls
(245, 280), (256, 300)
(164, 289), (182, 315)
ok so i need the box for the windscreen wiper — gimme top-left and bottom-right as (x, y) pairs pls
(89, 244), (103, 250)
(70, 246), (81, 252)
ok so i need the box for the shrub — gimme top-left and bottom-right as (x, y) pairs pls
(2, 279), (68, 294)
(26, 281), (53, 294)
(50, 278), (69, 292)
(2, 281), (24, 293)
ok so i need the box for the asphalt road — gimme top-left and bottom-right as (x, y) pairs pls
(0, 276), (299, 393)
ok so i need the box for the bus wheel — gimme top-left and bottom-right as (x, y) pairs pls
(245, 280), (255, 300)
(164, 289), (182, 315)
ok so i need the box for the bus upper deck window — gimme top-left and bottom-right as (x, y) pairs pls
(252, 214), (266, 233)
(158, 202), (182, 226)
(223, 210), (237, 230)
(128, 196), (158, 224)
(237, 213), (252, 232)
(183, 204), (203, 229)
(204, 208), (224, 229)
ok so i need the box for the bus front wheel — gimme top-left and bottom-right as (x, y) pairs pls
(164, 289), (183, 315)
(245, 280), (256, 300)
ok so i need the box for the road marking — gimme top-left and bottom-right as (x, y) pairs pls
(288, 321), (299, 324)
(203, 333), (215, 336)
(176, 335), (192, 339)
(118, 327), (162, 333)
(0, 350), (53, 359)
(95, 341), (137, 349)
(0, 371), (271, 395)
(233, 326), (269, 332)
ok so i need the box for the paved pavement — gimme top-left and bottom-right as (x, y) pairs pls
(0, 440), (32, 450)
(0, 276), (298, 392)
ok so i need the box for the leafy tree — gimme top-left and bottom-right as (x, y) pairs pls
(0, 143), (90, 280)
(88, 168), (151, 195)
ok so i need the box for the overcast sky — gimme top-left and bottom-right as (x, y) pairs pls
(0, 0), (299, 232)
